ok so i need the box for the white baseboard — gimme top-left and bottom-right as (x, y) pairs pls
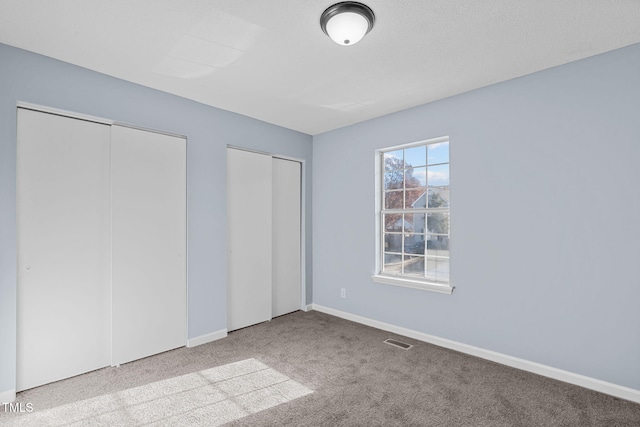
(303, 304), (313, 312)
(1, 389), (16, 403)
(311, 304), (640, 404)
(187, 329), (227, 348)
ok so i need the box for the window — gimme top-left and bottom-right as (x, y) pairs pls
(373, 137), (452, 294)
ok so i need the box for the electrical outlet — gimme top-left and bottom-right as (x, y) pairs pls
(340, 288), (346, 298)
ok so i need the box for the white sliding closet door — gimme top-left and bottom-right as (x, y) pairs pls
(111, 125), (186, 365)
(17, 108), (111, 391)
(272, 158), (301, 317)
(227, 148), (272, 331)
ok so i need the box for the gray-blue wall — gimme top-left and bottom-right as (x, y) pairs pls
(3, 39), (639, 398)
(0, 43), (313, 396)
(313, 43), (640, 390)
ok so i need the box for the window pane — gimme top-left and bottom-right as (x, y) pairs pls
(385, 190), (403, 209)
(405, 167), (426, 188)
(404, 233), (425, 254)
(427, 141), (449, 165)
(384, 171), (403, 190)
(427, 212), (449, 234)
(427, 186), (449, 208)
(427, 164), (449, 187)
(403, 255), (425, 277)
(404, 145), (426, 168)
(383, 253), (402, 274)
(384, 150), (403, 172)
(426, 235), (449, 257)
(426, 257), (450, 282)
(384, 214), (403, 232)
(405, 188), (426, 208)
(404, 213), (425, 233)
(384, 233), (402, 253)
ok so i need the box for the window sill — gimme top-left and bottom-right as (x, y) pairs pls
(372, 274), (454, 295)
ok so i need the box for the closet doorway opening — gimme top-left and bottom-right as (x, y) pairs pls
(226, 147), (305, 331)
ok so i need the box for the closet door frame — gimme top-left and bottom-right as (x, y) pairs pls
(227, 146), (307, 315)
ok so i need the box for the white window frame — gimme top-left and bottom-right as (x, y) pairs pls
(372, 136), (454, 295)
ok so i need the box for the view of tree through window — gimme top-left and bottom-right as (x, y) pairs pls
(380, 140), (450, 284)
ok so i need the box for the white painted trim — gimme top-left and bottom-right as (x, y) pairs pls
(311, 304), (640, 404)
(372, 274), (454, 294)
(1, 389), (16, 404)
(186, 329), (227, 348)
(184, 136), (190, 356)
(17, 102), (113, 125)
(17, 102), (187, 140)
(112, 122), (187, 140)
(303, 304), (313, 312)
(299, 159), (307, 312)
(226, 145), (275, 157)
(378, 135), (449, 152)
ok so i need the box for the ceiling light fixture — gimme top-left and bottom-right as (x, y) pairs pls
(320, 2), (375, 46)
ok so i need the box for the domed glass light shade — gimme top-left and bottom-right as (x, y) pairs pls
(320, 2), (375, 46)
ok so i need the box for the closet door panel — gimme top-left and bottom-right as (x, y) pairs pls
(227, 148), (272, 331)
(111, 125), (186, 365)
(272, 158), (301, 317)
(16, 108), (111, 391)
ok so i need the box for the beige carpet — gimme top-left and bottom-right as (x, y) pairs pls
(2, 310), (639, 426)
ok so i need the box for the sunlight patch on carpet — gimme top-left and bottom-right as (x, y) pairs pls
(5, 359), (313, 426)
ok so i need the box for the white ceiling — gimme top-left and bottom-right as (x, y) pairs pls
(1, 1), (640, 135)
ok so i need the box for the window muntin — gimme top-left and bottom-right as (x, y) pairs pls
(380, 139), (450, 286)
